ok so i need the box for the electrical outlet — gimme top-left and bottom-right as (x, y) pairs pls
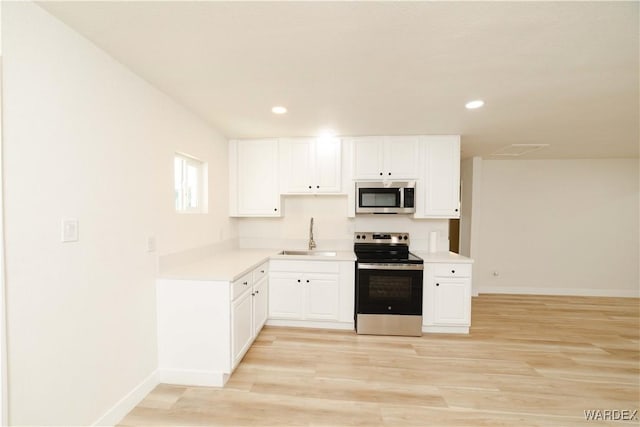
(147, 236), (156, 253)
(61, 218), (79, 243)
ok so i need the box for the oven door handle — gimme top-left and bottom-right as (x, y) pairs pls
(357, 263), (424, 271)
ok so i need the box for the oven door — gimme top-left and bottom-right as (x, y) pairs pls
(356, 263), (423, 315)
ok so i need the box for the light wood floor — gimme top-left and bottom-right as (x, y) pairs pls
(119, 294), (639, 426)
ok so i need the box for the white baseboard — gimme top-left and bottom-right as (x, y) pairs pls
(477, 286), (640, 298)
(422, 325), (469, 334)
(266, 319), (354, 330)
(157, 368), (228, 388)
(92, 370), (159, 427)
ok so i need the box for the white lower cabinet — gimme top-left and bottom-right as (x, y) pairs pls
(268, 273), (305, 319)
(433, 278), (471, 325)
(231, 287), (254, 368)
(305, 274), (340, 320)
(269, 272), (340, 321)
(423, 262), (472, 333)
(156, 261), (269, 387)
(268, 260), (354, 328)
(252, 276), (269, 335)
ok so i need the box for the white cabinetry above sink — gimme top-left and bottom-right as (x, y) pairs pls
(279, 137), (342, 194)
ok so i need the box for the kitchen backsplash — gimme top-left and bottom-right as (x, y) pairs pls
(237, 196), (450, 252)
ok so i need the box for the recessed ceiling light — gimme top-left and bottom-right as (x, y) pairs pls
(465, 100), (485, 109)
(271, 106), (287, 114)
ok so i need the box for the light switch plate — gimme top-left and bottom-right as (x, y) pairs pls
(62, 218), (79, 243)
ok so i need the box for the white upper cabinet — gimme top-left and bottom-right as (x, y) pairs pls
(415, 136), (461, 219)
(352, 136), (419, 180)
(384, 136), (420, 180)
(352, 136), (384, 180)
(280, 137), (342, 194)
(229, 139), (281, 217)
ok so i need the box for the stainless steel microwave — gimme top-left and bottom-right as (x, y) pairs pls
(356, 181), (416, 214)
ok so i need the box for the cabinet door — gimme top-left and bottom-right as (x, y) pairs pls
(235, 139), (281, 216)
(280, 138), (314, 194)
(315, 138), (342, 193)
(268, 273), (304, 319)
(305, 274), (340, 321)
(433, 278), (471, 325)
(384, 136), (419, 179)
(252, 278), (269, 336)
(352, 137), (384, 179)
(231, 290), (254, 368)
(422, 136), (461, 218)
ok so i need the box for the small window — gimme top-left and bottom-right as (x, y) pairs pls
(174, 153), (207, 213)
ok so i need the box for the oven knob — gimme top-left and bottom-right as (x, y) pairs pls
(356, 235), (361, 239)
(403, 235), (408, 240)
(362, 235), (366, 240)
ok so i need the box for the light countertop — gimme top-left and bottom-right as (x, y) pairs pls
(413, 251), (474, 263)
(158, 248), (356, 282)
(158, 247), (471, 282)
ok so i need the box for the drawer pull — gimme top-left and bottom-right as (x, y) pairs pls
(306, 279), (310, 283)
(297, 279), (301, 283)
(436, 283), (440, 286)
(451, 270), (455, 274)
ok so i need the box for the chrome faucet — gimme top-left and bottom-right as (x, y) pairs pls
(308, 217), (317, 250)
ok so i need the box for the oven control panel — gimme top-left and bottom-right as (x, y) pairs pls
(354, 232), (409, 245)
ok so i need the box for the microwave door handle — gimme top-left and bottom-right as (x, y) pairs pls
(399, 187), (404, 208)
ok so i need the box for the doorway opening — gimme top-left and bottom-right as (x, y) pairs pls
(449, 219), (460, 254)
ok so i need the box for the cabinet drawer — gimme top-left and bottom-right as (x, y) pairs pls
(432, 263), (472, 278)
(232, 272), (253, 300)
(253, 262), (269, 283)
(270, 260), (339, 274)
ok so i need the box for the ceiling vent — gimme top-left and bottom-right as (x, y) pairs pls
(491, 144), (549, 157)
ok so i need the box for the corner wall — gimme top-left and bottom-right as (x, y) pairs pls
(2, 3), (233, 424)
(474, 158), (639, 296)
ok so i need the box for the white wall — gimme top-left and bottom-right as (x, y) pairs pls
(0, 3), (8, 425)
(2, 3), (233, 425)
(238, 196), (449, 252)
(474, 159), (639, 296)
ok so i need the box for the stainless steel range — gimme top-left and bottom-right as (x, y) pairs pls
(354, 232), (424, 337)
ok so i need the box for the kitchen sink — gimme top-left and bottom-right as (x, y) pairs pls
(279, 250), (337, 256)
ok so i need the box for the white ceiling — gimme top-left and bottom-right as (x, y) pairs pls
(38, 1), (639, 159)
